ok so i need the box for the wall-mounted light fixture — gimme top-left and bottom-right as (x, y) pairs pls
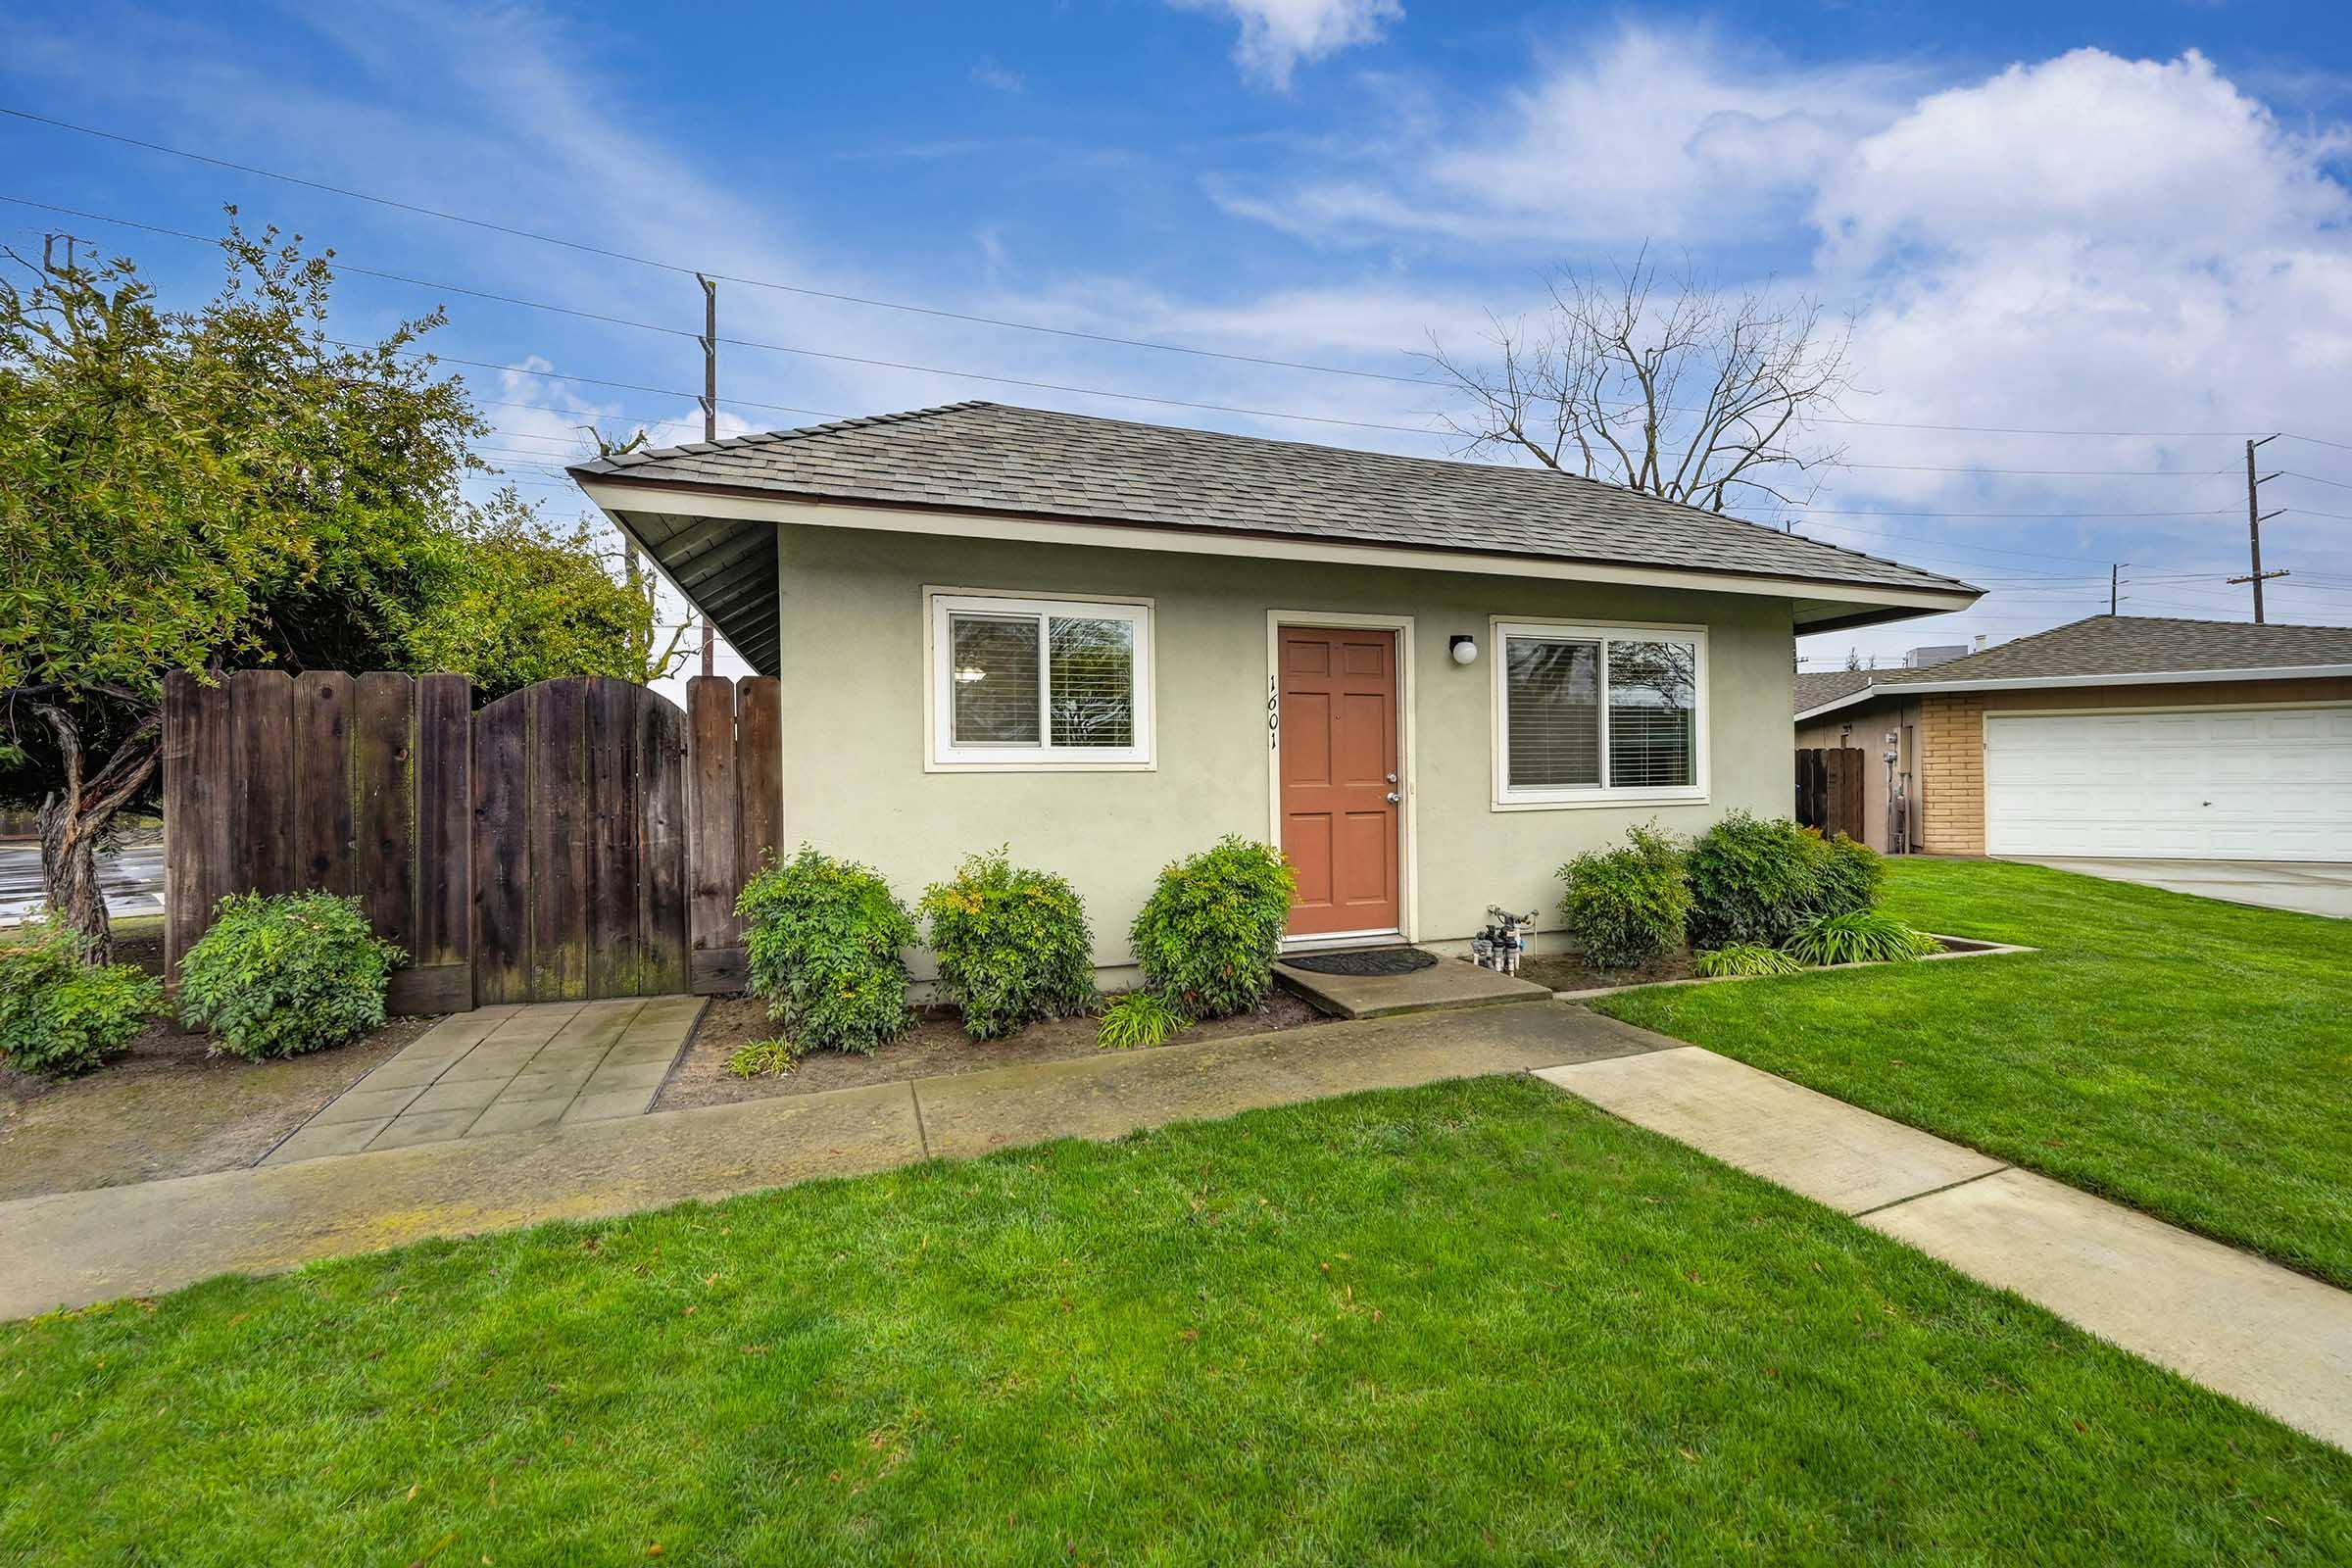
(1448, 634), (1479, 666)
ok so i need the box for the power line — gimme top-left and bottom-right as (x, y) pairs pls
(1788, 506), (2234, 519)
(10, 112), (2352, 453)
(0, 108), (1438, 387)
(1, 191), (1462, 441)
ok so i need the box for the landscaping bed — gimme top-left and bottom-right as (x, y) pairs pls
(658, 989), (1328, 1110)
(1524, 933), (1999, 996)
(1, 911), (441, 1200)
(4, 1075), (2345, 1563)
(0, 1012), (436, 1200)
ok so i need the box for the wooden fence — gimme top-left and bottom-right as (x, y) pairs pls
(161, 671), (780, 1013)
(1793, 746), (1866, 842)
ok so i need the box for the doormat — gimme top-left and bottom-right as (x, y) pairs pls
(1282, 947), (1439, 977)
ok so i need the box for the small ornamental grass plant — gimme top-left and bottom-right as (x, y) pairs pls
(726, 1038), (801, 1079)
(176, 893), (402, 1061)
(919, 849), (1099, 1040)
(1690, 943), (1803, 979)
(1557, 823), (1690, 970)
(1096, 990), (1189, 1051)
(736, 847), (916, 1054)
(1128, 836), (1296, 1020)
(1786, 908), (1942, 967)
(0, 917), (163, 1077)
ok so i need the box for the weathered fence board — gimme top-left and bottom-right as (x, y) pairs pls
(1794, 746), (1867, 841)
(228, 670), (295, 899)
(470, 688), (529, 1006)
(686, 677), (742, 977)
(639, 695), (691, 998)
(164, 670), (779, 1014)
(414, 674), (473, 985)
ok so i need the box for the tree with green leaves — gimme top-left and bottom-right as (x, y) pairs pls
(0, 219), (676, 960)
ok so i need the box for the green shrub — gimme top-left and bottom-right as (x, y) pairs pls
(1685, 812), (1827, 951)
(1810, 833), (1886, 921)
(0, 918), (162, 1077)
(1557, 823), (1690, 969)
(1128, 836), (1297, 1020)
(176, 893), (402, 1061)
(918, 848), (1099, 1040)
(1785, 908), (1942, 966)
(1097, 991), (1189, 1051)
(1691, 943), (1803, 979)
(726, 1038), (800, 1079)
(736, 847), (916, 1054)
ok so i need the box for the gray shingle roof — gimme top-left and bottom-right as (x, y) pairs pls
(570, 402), (1976, 600)
(1793, 669), (1879, 714)
(1880, 613), (2352, 685)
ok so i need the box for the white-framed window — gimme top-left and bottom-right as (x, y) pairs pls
(927, 590), (1154, 769)
(1492, 619), (1706, 808)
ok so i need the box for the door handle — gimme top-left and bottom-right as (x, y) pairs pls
(1385, 791), (1401, 805)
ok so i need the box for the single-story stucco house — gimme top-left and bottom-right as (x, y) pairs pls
(1794, 613), (2352, 860)
(571, 402), (1978, 978)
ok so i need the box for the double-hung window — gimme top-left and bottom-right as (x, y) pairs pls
(928, 591), (1153, 768)
(1493, 620), (1706, 807)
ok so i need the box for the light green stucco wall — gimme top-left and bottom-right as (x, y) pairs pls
(775, 523), (1795, 974)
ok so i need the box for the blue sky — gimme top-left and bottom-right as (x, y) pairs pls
(7, 0), (2352, 677)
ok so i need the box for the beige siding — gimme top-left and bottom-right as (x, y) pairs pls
(1912, 676), (2352, 856)
(775, 524), (1798, 975)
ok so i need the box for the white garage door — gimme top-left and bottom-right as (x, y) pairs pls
(1984, 706), (2352, 861)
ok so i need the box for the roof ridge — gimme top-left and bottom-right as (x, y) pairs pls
(657, 400), (1978, 596)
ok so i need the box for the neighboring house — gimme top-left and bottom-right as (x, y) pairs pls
(1794, 614), (2352, 861)
(571, 402), (1976, 975)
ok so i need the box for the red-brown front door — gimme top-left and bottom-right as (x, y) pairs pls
(1278, 626), (1400, 937)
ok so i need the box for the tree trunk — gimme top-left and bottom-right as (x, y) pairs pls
(30, 703), (160, 967)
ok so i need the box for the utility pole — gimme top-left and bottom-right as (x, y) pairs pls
(697, 273), (718, 677)
(2230, 435), (2289, 623)
(2110, 563), (2128, 616)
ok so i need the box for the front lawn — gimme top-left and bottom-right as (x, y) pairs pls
(1597, 858), (2352, 1288)
(5, 1076), (2347, 1563)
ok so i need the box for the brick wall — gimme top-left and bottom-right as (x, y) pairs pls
(1916, 694), (1985, 855)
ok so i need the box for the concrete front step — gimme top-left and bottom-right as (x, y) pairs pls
(1275, 952), (1552, 1019)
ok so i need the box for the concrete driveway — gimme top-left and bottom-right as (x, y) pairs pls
(2017, 858), (2352, 919)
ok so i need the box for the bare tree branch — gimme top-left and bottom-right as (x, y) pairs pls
(1423, 251), (1851, 516)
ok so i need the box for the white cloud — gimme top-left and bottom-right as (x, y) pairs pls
(1209, 23), (1917, 245)
(1170, 0), (1401, 90)
(1814, 48), (2352, 270)
(970, 55), (1025, 94)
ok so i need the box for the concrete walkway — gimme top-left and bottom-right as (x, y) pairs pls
(2019, 857), (2352, 919)
(0, 1001), (1652, 1320)
(263, 996), (706, 1162)
(1538, 1046), (2352, 1451)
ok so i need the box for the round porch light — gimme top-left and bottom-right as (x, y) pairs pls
(1449, 634), (1479, 665)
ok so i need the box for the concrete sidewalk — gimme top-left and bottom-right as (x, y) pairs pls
(1538, 1047), (2352, 1451)
(0, 1000), (1654, 1320)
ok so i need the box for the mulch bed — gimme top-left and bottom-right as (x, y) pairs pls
(1524, 934), (1983, 996)
(657, 989), (1331, 1111)
(0, 1013), (439, 1200)
(1521, 947), (1705, 995)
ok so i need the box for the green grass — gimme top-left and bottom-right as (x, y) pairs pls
(1598, 858), (2352, 1288)
(5, 1077), (2348, 1563)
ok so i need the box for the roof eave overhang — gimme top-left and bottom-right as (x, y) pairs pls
(1873, 662), (2352, 697)
(574, 474), (1981, 632)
